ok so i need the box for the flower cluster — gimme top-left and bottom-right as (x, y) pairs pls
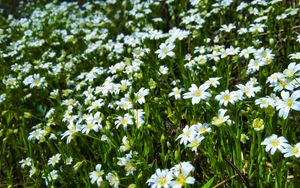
(147, 162), (195, 188)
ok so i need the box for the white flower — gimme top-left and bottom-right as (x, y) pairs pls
(115, 114), (133, 129)
(155, 43), (175, 59)
(48, 154), (61, 166)
(215, 90), (235, 106)
(261, 134), (289, 155)
(147, 169), (173, 188)
(176, 125), (195, 145)
(255, 97), (275, 108)
(171, 161), (195, 175)
(19, 157), (33, 168)
(283, 62), (300, 78)
(211, 109), (230, 127)
(28, 128), (46, 141)
(48, 170), (58, 181)
(23, 74), (47, 88)
(117, 152), (136, 176)
(289, 53), (300, 60)
(106, 172), (120, 188)
(205, 77), (221, 88)
(120, 136), (130, 152)
(135, 88), (149, 104)
(81, 112), (102, 134)
(236, 82), (261, 98)
(172, 170), (195, 188)
(220, 23), (236, 32)
(183, 83), (211, 105)
(282, 143), (300, 158)
(249, 23), (266, 33)
(168, 87), (183, 100)
(159, 65), (169, 75)
(190, 123), (211, 135)
(276, 90), (300, 119)
(61, 122), (78, 144)
(90, 164), (104, 187)
(187, 134), (205, 152)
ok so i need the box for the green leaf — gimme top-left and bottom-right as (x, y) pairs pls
(201, 176), (215, 188)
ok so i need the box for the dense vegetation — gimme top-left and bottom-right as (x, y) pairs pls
(0, 0), (300, 187)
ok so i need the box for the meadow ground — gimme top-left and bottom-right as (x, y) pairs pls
(0, 0), (300, 187)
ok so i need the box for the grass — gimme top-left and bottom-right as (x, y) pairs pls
(0, 0), (300, 187)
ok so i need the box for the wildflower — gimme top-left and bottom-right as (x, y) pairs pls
(215, 90), (235, 106)
(171, 161), (194, 175)
(247, 59), (265, 74)
(172, 170), (195, 188)
(28, 128), (46, 141)
(19, 157), (33, 168)
(135, 88), (149, 104)
(183, 83), (211, 105)
(239, 47), (255, 59)
(254, 47), (274, 62)
(48, 153), (61, 166)
(220, 23), (236, 32)
(190, 123), (212, 135)
(43, 169), (58, 185)
(147, 169), (173, 188)
(81, 112), (102, 134)
(289, 53), (300, 60)
(131, 109), (145, 128)
(106, 172), (120, 188)
(159, 65), (169, 75)
(205, 77), (221, 88)
(176, 125), (195, 145)
(240, 134), (249, 144)
(283, 62), (300, 78)
(236, 81), (261, 98)
(115, 114), (133, 129)
(155, 42), (175, 59)
(168, 87), (183, 100)
(211, 109), (230, 127)
(297, 35), (300, 43)
(23, 74), (47, 88)
(255, 97), (275, 108)
(61, 122), (78, 144)
(0, 93), (6, 104)
(249, 23), (266, 33)
(65, 157), (73, 165)
(282, 143), (300, 158)
(90, 164), (104, 187)
(261, 134), (289, 155)
(252, 118), (264, 131)
(29, 166), (37, 178)
(187, 134), (205, 152)
(120, 136), (130, 152)
(276, 90), (300, 119)
(117, 152), (136, 176)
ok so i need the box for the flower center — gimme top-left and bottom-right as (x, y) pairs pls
(292, 147), (299, 154)
(87, 123), (94, 129)
(200, 127), (207, 133)
(223, 94), (231, 102)
(157, 176), (167, 186)
(194, 90), (202, 97)
(176, 174), (186, 185)
(162, 48), (169, 55)
(34, 79), (41, 85)
(286, 99), (294, 108)
(121, 118), (128, 125)
(271, 139), (279, 147)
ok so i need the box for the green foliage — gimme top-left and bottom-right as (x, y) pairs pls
(0, 0), (300, 187)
